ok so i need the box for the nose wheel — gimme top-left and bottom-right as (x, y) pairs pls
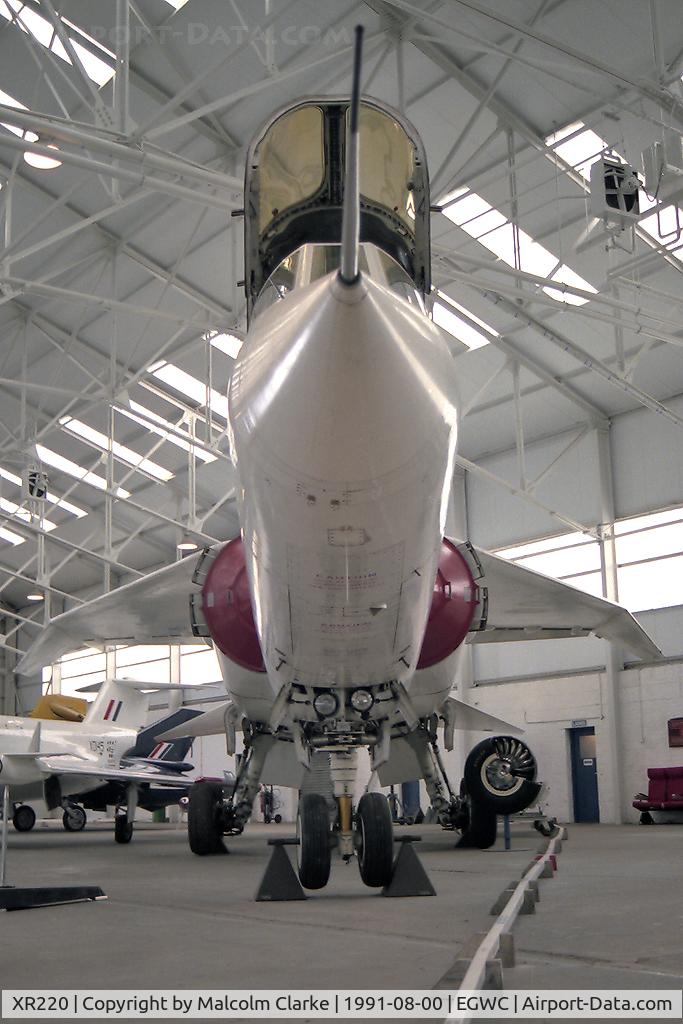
(296, 793), (331, 890)
(355, 793), (394, 888)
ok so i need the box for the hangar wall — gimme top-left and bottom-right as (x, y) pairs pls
(468, 661), (683, 824)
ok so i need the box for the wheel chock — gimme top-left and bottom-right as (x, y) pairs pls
(383, 836), (436, 898)
(255, 838), (306, 902)
(0, 886), (106, 912)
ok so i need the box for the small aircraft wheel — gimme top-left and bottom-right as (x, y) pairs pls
(274, 813), (282, 824)
(12, 804), (36, 832)
(464, 736), (541, 814)
(114, 814), (134, 844)
(356, 792), (394, 888)
(639, 811), (654, 825)
(296, 793), (331, 890)
(456, 795), (498, 849)
(62, 806), (87, 832)
(188, 782), (225, 855)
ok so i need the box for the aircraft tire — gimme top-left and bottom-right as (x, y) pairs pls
(114, 814), (134, 844)
(62, 806), (87, 832)
(12, 804), (36, 832)
(356, 792), (394, 888)
(639, 811), (654, 825)
(464, 736), (541, 814)
(456, 796), (498, 849)
(296, 793), (331, 890)
(188, 782), (225, 855)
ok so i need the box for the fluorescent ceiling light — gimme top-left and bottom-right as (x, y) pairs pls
(209, 333), (243, 359)
(0, 466), (86, 518)
(177, 540), (199, 551)
(35, 445), (130, 499)
(24, 143), (62, 170)
(26, 592), (44, 602)
(117, 401), (217, 464)
(59, 416), (174, 483)
(162, 0), (191, 9)
(0, 1), (115, 86)
(147, 362), (230, 421)
(441, 187), (597, 306)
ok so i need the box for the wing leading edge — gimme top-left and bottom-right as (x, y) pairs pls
(467, 544), (661, 662)
(18, 548), (214, 676)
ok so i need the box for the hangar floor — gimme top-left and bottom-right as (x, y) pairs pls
(1, 820), (681, 1021)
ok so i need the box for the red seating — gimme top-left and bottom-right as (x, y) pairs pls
(633, 766), (683, 811)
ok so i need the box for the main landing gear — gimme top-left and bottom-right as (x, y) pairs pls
(12, 803), (36, 832)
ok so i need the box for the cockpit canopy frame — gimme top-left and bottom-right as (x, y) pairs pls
(243, 96), (430, 321)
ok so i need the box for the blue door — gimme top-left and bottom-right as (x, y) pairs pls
(569, 727), (600, 822)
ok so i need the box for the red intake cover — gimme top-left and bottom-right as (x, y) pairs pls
(417, 539), (479, 669)
(201, 538), (266, 672)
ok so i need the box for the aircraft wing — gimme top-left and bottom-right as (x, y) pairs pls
(34, 756), (193, 788)
(468, 545), (661, 661)
(18, 548), (213, 676)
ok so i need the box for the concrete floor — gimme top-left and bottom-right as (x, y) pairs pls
(1, 819), (681, 1022)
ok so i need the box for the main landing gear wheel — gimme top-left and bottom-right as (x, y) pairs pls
(188, 782), (225, 855)
(114, 814), (134, 844)
(356, 792), (394, 888)
(296, 793), (331, 890)
(456, 794), (498, 850)
(464, 736), (541, 814)
(12, 804), (36, 832)
(62, 806), (87, 832)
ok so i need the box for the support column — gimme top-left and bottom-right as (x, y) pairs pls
(596, 425), (624, 824)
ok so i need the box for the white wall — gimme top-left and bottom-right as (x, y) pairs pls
(467, 661), (683, 823)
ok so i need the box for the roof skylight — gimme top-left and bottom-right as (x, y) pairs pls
(147, 363), (230, 421)
(59, 417), (174, 483)
(0, 1), (115, 87)
(0, 495), (56, 532)
(433, 291), (496, 351)
(35, 445), (131, 499)
(0, 465), (86, 518)
(116, 401), (217, 464)
(0, 525), (24, 545)
(441, 187), (597, 306)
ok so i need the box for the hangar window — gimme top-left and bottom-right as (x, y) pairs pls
(497, 506), (683, 613)
(439, 187), (597, 306)
(53, 649), (107, 697)
(615, 508), (683, 612)
(180, 644), (221, 685)
(497, 532), (603, 598)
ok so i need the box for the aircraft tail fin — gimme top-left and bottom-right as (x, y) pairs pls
(79, 678), (184, 729)
(339, 25), (364, 284)
(123, 708), (203, 767)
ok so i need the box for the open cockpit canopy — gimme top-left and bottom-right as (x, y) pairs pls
(244, 97), (430, 320)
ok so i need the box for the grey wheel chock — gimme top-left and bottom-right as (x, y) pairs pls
(383, 836), (436, 898)
(255, 838), (306, 902)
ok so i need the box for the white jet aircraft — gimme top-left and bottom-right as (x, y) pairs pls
(0, 678), (199, 842)
(18, 29), (660, 888)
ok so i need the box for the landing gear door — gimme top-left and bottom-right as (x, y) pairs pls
(244, 97), (431, 321)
